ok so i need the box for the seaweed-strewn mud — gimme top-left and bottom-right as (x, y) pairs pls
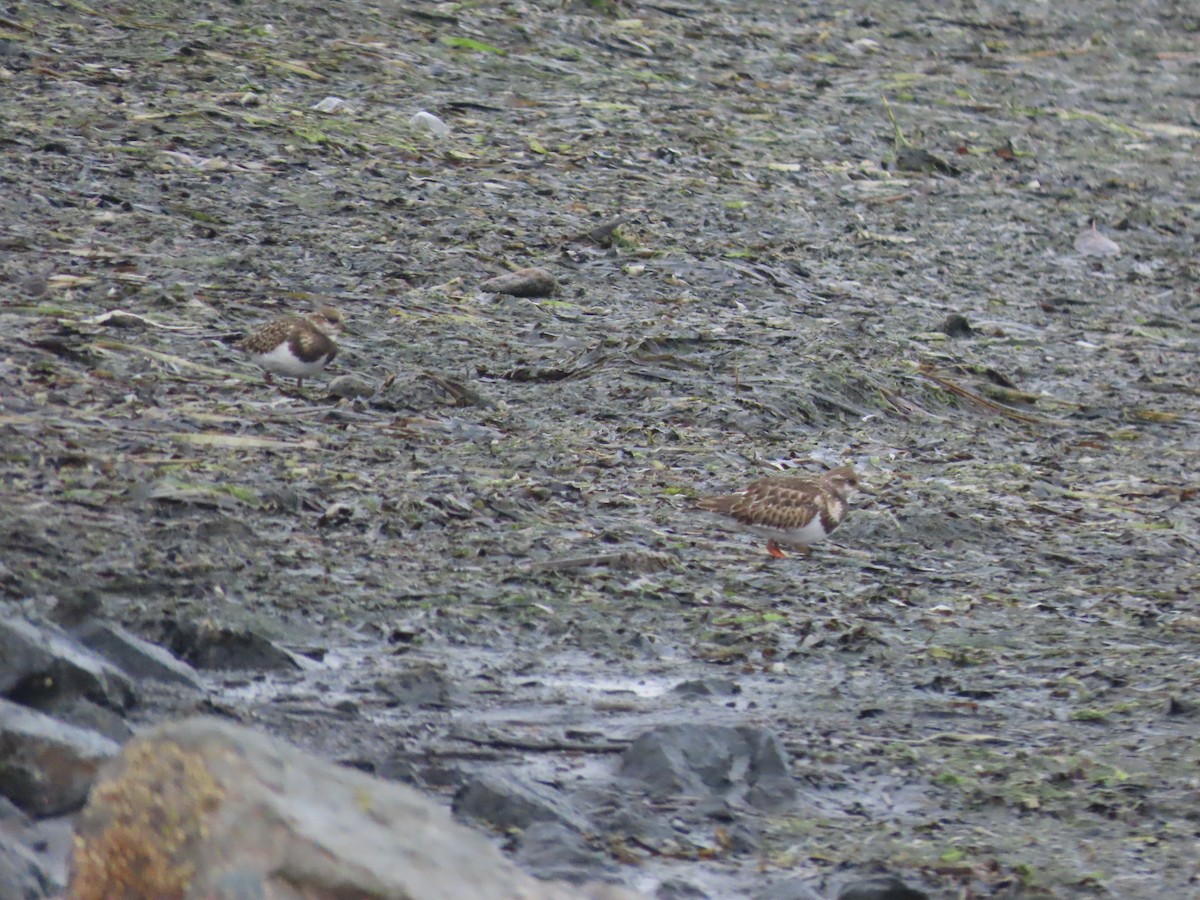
(2, 0), (1198, 896)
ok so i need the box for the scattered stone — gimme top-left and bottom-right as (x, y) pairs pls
(410, 109), (450, 137)
(19, 268), (50, 300)
(327, 373), (377, 399)
(376, 662), (457, 709)
(0, 793), (32, 833)
(617, 724), (796, 811)
(1165, 695), (1193, 716)
(0, 792), (62, 898)
(582, 789), (685, 848)
(41, 590), (104, 629)
(512, 821), (616, 884)
(0, 838), (58, 900)
(672, 678), (741, 699)
(752, 875), (824, 899)
(939, 313), (973, 338)
(72, 621), (205, 692)
(311, 96), (348, 114)
(656, 879), (711, 899)
(161, 619), (301, 672)
(68, 717), (643, 900)
(0, 699), (121, 817)
(377, 753), (466, 790)
(453, 770), (593, 833)
(1074, 222), (1120, 257)
(838, 874), (929, 900)
(31, 696), (130, 745)
(480, 266), (558, 298)
(893, 146), (960, 176)
(0, 618), (135, 713)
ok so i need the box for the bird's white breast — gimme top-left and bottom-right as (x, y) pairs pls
(249, 343), (330, 378)
(748, 515), (829, 547)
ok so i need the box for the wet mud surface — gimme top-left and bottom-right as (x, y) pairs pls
(2, 0), (1199, 896)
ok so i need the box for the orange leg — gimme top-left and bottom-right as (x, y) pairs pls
(766, 539), (788, 559)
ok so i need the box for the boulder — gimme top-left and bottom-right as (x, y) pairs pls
(0, 618), (135, 712)
(617, 724), (796, 812)
(73, 621), (205, 692)
(0, 699), (121, 817)
(68, 716), (643, 900)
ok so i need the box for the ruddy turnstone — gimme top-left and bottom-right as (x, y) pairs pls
(241, 306), (344, 389)
(697, 465), (859, 558)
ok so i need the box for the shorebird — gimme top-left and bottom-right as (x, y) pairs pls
(241, 306), (344, 389)
(697, 466), (859, 558)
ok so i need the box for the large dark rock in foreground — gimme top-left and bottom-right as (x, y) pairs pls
(0, 699), (121, 818)
(68, 717), (643, 900)
(0, 618), (135, 712)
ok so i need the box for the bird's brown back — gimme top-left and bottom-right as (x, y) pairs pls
(242, 316), (337, 363)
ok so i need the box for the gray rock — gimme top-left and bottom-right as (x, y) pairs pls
(512, 821), (617, 884)
(752, 874), (824, 900)
(655, 880), (710, 900)
(453, 770), (592, 833)
(162, 619), (301, 672)
(0, 839), (58, 900)
(73, 620), (205, 691)
(0, 699), (121, 817)
(838, 874), (929, 900)
(0, 618), (136, 712)
(377, 663), (456, 709)
(68, 716), (643, 900)
(671, 679), (741, 699)
(618, 724), (796, 811)
(410, 109), (450, 137)
(328, 373), (377, 399)
(0, 793), (32, 833)
(30, 695), (131, 744)
(0, 793), (64, 898)
(939, 313), (973, 339)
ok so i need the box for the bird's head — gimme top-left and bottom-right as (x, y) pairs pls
(309, 306), (345, 336)
(823, 466), (860, 497)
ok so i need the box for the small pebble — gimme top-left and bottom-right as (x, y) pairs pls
(20, 270), (50, 299)
(327, 375), (376, 399)
(940, 312), (974, 338)
(1074, 223), (1120, 257)
(409, 110), (450, 137)
(312, 96), (348, 114)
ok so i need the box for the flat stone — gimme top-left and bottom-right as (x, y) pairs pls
(161, 619), (301, 672)
(618, 724), (796, 811)
(671, 679), (741, 699)
(838, 874), (929, 900)
(0, 699), (121, 817)
(376, 663), (457, 709)
(512, 821), (617, 884)
(73, 621), (205, 692)
(453, 770), (592, 833)
(327, 373), (377, 399)
(0, 618), (135, 713)
(0, 838), (58, 900)
(31, 696), (131, 745)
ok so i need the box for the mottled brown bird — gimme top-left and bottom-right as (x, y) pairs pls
(697, 466), (859, 558)
(241, 306), (344, 389)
